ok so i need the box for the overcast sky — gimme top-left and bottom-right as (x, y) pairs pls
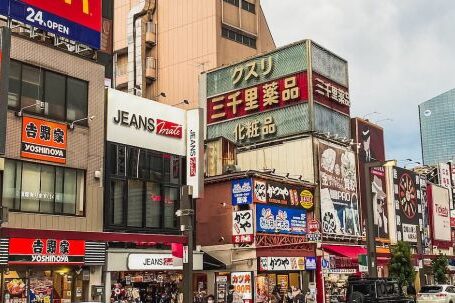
(261, 0), (455, 163)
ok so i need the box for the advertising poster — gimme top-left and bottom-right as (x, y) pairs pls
(29, 276), (53, 303)
(232, 210), (254, 244)
(351, 118), (385, 237)
(393, 167), (422, 243)
(232, 179), (253, 205)
(21, 117), (67, 164)
(420, 178), (431, 253)
(231, 272), (252, 302)
(370, 167), (389, 240)
(428, 184), (451, 244)
(256, 204), (307, 235)
(319, 142), (360, 236)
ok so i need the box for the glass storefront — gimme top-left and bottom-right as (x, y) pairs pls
(3, 268), (89, 303)
(105, 142), (183, 233)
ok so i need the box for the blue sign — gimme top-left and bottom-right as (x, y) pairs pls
(231, 178), (252, 205)
(0, 0), (101, 49)
(305, 257), (317, 270)
(256, 204), (307, 235)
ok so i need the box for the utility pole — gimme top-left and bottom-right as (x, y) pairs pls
(178, 185), (194, 303)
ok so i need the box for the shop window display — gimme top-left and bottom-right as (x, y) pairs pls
(111, 272), (182, 303)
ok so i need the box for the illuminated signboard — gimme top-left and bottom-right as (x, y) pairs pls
(4, 0), (101, 49)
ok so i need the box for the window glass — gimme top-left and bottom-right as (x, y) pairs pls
(8, 61), (21, 108)
(2, 160), (16, 209)
(150, 152), (162, 181)
(128, 147), (139, 178)
(111, 180), (124, 225)
(21, 65), (43, 115)
(63, 169), (76, 214)
(76, 170), (85, 215)
(127, 180), (143, 227)
(20, 162), (41, 212)
(164, 187), (178, 228)
(145, 182), (161, 228)
(55, 167), (64, 213)
(110, 144), (118, 175)
(39, 165), (55, 213)
(44, 71), (66, 120)
(66, 78), (88, 122)
(118, 145), (126, 177)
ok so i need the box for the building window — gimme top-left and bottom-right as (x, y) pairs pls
(8, 60), (89, 125)
(105, 142), (182, 231)
(2, 159), (85, 216)
(221, 26), (256, 48)
(241, 0), (255, 13)
(223, 0), (239, 6)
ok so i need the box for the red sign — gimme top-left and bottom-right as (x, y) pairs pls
(9, 238), (85, 265)
(207, 72), (308, 124)
(313, 73), (350, 115)
(21, 116), (67, 164)
(156, 119), (183, 139)
(232, 235), (253, 244)
(21, 0), (101, 32)
(308, 219), (320, 234)
(189, 157), (196, 177)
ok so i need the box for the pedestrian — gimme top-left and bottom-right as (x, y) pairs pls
(227, 285), (235, 303)
(286, 287), (294, 303)
(270, 285), (281, 303)
(204, 295), (215, 303)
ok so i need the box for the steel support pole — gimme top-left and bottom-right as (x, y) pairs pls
(181, 185), (194, 303)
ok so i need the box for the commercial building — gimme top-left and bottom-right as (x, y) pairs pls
(200, 40), (358, 303)
(419, 88), (455, 165)
(113, 0), (275, 106)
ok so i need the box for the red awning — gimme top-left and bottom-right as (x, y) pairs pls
(322, 245), (367, 260)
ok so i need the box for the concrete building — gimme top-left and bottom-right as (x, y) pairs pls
(113, 0), (275, 106)
(419, 88), (455, 165)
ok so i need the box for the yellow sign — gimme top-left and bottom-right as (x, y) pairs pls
(300, 190), (314, 209)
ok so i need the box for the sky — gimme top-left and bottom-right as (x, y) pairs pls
(261, 0), (455, 163)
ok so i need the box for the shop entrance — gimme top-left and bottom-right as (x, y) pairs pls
(110, 271), (182, 303)
(256, 272), (301, 303)
(2, 267), (89, 303)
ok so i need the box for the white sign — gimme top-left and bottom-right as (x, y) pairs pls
(232, 210), (254, 244)
(431, 185), (451, 242)
(401, 224), (417, 242)
(231, 272), (252, 300)
(439, 163), (452, 188)
(106, 89), (186, 156)
(128, 253), (180, 270)
(186, 108), (204, 198)
(259, 257), (305, 271)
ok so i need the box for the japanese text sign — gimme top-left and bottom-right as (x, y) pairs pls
(21, 116), (67, 164)
(232, 178), (253, 205)
(4, 0), (101, 49)
(9, 238), (85, 265)
(207, 73), (308, 124)
(305, 257), (317, 270)
(313, 73), (350, 115)
(231, 272), (253, 301)
(232, 56), (274, 86)
(259, 257), (305, 271)
(438, 163), (452, 188)
(234, 116), (277, 143)
(429, 184), (451, 243)
(256, 204), (307, 235)
(319, 142), (360, 237)
(232, 210), (254, 244)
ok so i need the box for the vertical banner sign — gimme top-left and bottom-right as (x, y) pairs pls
(6, 0), (102, 49)
(231, 272), (253, 303)
(393, 167), (422, 243)
(231, 178), (253, 205)
(186, 108), (204, 198)
(429, 185), (451, 244)
(0, 27), (11, 155)
(319, 142), (360, 236)
(21, 117), (67, 164)
(438, 163), (452, 188)
(232, 210), (254, 244)
(370, 167), (389, 240)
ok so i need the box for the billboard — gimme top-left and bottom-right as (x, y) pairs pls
(370, 167), (389, 240)
(21, 116), (67, 164)
(351, 118), (386, 237)
(256, 204), (307, 235)
(393, 167), (422, 243)
(0, 27), (10, 155)
(429, 184), (451, 243)
(319, 142), (360, 236)
(2, 0), (101, 49)
(313, 73), (350, 115)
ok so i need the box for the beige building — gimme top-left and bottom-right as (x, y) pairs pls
(113, 0), (275, 106)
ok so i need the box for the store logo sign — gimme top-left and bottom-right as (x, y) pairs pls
(435, 203), (449, 217)
(156, 119), (183, 139)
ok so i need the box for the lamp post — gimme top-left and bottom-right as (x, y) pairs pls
(364, 160), (396, 277)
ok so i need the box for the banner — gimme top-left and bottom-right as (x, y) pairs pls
(21, 116), (67, 164)
(186, 108), (204, 198)
(394, 167), (422, 243)
(319, 142), (360, 236)
(256, 204), (306, 235)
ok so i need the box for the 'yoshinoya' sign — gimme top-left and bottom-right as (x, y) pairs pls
(107, 89), (186, 156)
(8, 238), (85, 265)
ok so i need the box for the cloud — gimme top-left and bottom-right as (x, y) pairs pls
(261, 0), (455, 162)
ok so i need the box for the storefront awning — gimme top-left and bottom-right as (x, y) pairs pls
(322, 245), (367, 261)
(203, 253), (226, 270)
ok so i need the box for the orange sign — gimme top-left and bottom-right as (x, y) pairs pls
(21, 117), (67, 164)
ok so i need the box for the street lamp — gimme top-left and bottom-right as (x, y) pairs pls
(364, 160), (396, 277)
(15, 100), (45, 117)
(69, 116), (95, 129)
(172, 99), (189, 106)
